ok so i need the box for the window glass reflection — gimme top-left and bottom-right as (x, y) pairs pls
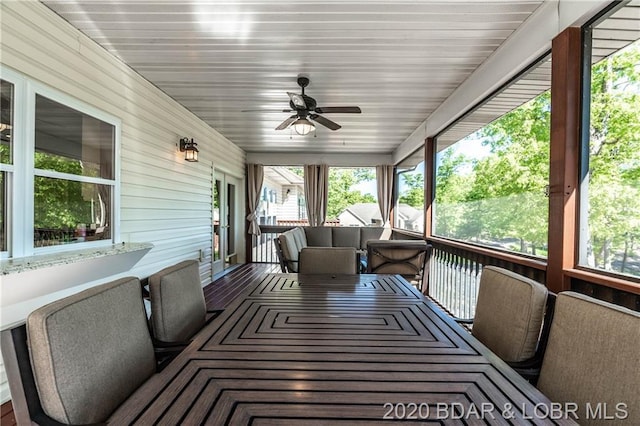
(34, 177), (111, 247)
(35, 95), (114, 179)
(581, 30), (640, 277)
(1, 79), (13, 164)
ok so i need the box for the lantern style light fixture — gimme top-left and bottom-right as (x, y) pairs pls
(179, 137), (199, 162)
(292, 118), (315, 136)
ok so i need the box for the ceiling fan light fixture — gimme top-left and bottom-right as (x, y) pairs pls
(292, 118), (315, 136)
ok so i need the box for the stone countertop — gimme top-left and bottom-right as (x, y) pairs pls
(1, 242), (154, 275)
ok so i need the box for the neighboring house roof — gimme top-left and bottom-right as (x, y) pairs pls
(408, 209), (424, 223)
(396, 204), (420, 220)
(339, 203), (422, 225)
(339, 203), (382, 226)
(264, 166), (304, 186)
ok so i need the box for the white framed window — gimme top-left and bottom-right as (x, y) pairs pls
(0, 65), (121, 258)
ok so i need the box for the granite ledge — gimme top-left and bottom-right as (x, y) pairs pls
(1, 242), (154, 275)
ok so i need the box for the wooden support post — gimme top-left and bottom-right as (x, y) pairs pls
(547, 27), (582, 293)
(424, 137), (435, 239)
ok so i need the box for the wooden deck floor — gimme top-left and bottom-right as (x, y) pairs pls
(205, 263), (279, 310)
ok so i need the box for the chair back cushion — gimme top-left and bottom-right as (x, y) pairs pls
(27, 277), (155, 425)
(291, 226), (308, 249)
(366, 240), (429, 277)
(299, 247), (358, 274)
(537, 292), (640, 425)
(359, 227), (384, 250)
(149, 259), (207, 342)
(278, 227), (308, 272)
(304, 226), (333, 247)
(471, 266), (547, 363)
(332, 227), (360, 248)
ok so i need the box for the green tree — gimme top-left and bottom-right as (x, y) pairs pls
(434, 150), (472, 237)
(326, 168), (375, 219)
(585, 41), (640, 272)
(398, 171), (425, 208)
(34, 153), (92, 229)
(469, 92), (551, 254)
(434, 40), (640, 271)
(435, 91), (551, 254)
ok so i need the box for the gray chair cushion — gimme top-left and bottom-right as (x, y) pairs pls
(304, 226), (333, 247)
(299, 247), (358, 274)
(332, 227), (360, 248)
(149, 259), (207, 342)
(537, 292), (640, 425)
(471, 266), (548, 363)
(292, 226), (308, 248)
(27, 277), (155, 425)
(278, 228), (307, 272)
(359, 227), (384, 250)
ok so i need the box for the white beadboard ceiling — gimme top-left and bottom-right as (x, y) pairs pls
(39, 0), (549, 155)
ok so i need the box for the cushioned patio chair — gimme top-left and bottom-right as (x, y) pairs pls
(148, 259), (221, 346)
(274, 237), (288, 272)
(25, 277), (156, 425)
(537, 292), (640, 425)
(465, 267), (549, 363)
(454, 266), (555, 383)
(366, 240), (432, 292)
(299, 247), (359, 274)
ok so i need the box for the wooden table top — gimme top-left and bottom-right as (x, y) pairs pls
(110, 274), (576, 425)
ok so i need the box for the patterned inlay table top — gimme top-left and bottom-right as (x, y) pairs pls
(110, 274), (576, 425)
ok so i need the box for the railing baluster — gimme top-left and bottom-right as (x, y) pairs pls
(425, 239), (545, 320)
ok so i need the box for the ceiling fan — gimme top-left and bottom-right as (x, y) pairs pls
(245, 76), (361, 135)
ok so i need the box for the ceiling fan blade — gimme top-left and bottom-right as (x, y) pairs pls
(314, 106), (361, 114)
(241, 108), (292, 113)
(287, 92), (307, 109)
(275, 115), (298, 130)
(309, 114), (341, 131)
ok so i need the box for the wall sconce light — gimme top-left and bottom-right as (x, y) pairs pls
(179, 137), (199, 162)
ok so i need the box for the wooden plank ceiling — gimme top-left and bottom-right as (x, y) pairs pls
(40, 1), (547, 155)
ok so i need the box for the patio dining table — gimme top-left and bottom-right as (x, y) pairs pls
(109, 273), (576, 425)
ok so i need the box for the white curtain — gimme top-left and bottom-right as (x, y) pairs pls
(376, 165), (394, 226)
(304, 164), (329, 226)
(246, 163), (264, 235)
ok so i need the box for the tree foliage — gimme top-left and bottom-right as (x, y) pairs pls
(435, 91), (550, 254)
(434, 41), (640, 275)
(34, 153), (92, 229)
(326, 168), (375, 219)
(398, 171), (425, 208)
(584, 42), (640, 273)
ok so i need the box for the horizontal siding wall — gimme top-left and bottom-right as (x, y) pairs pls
(0, 1), (245, 403)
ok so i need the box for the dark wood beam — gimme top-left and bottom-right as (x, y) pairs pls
(547, 27), (582, 293)
(424, 138), (435, 239)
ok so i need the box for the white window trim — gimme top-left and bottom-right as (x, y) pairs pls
(0, 65), (121, 258)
